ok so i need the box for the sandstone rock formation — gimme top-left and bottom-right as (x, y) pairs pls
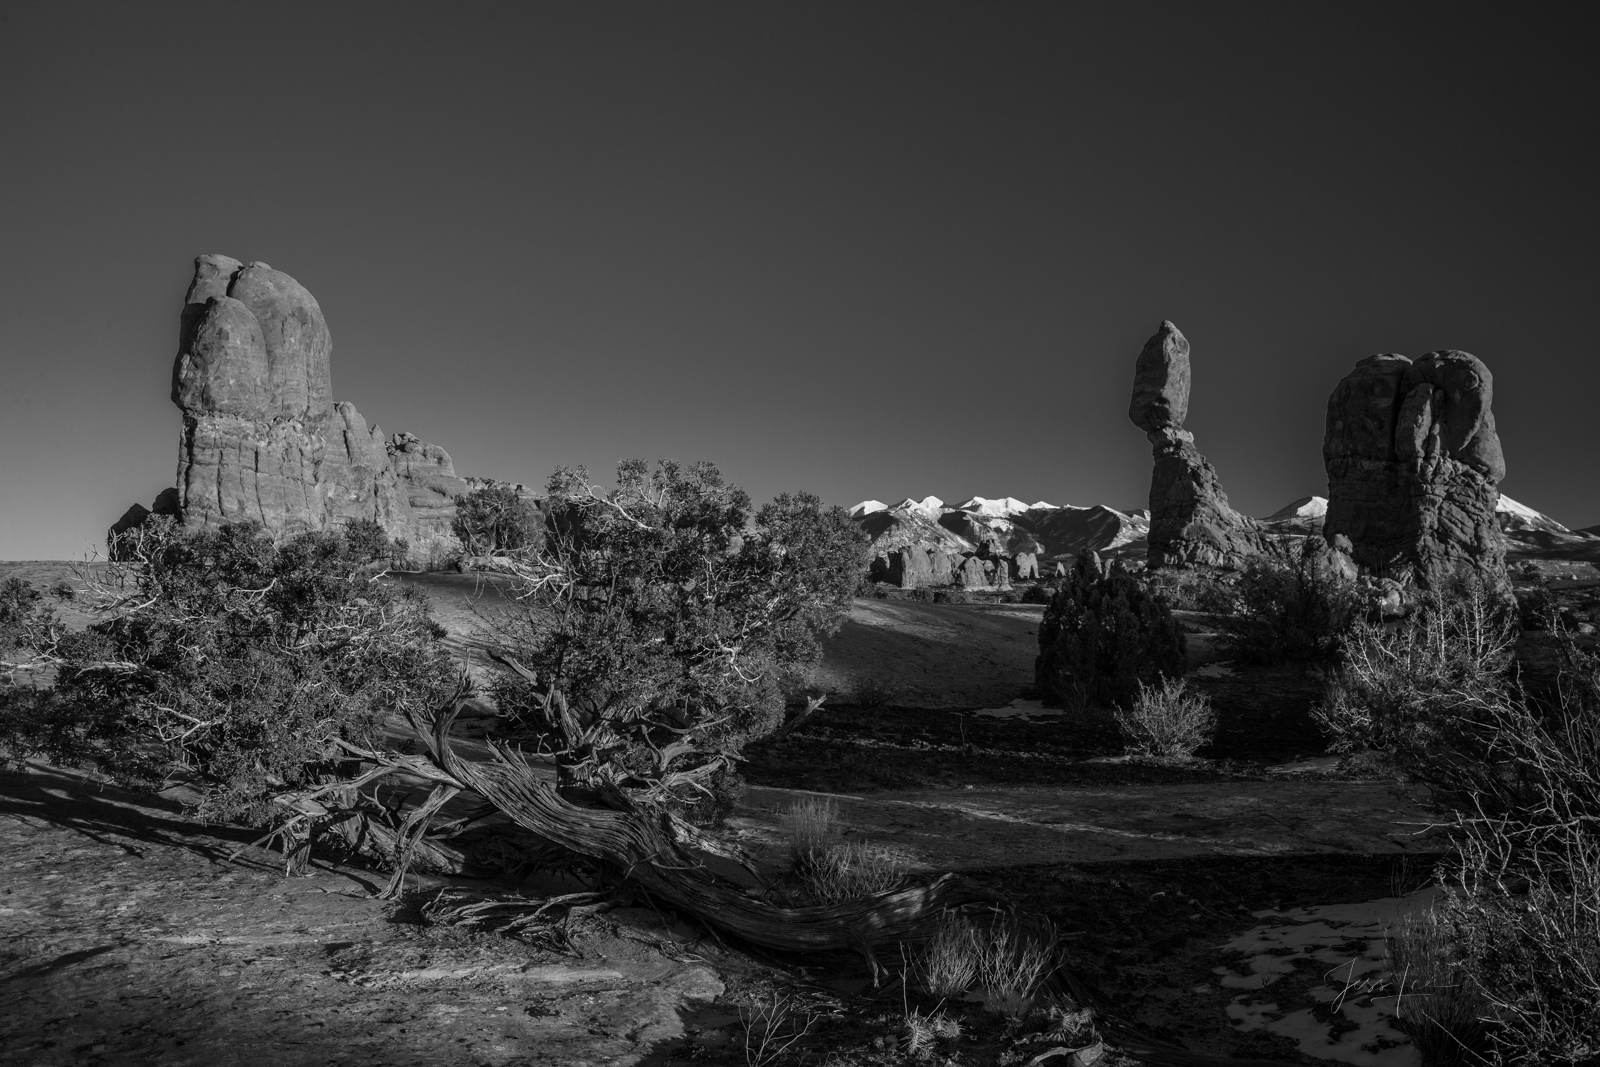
(1323, 350), (1506, 587)
(1130, 321), (1261, 569)
(123, 255), (484, 564)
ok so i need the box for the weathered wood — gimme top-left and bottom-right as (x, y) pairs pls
(395, 696), (993, 966)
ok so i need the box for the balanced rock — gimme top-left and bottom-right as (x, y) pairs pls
(1130, 321), (1261, 569)
(1323, 350), (1506, 587)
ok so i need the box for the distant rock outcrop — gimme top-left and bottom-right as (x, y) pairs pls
(850, 493), (1150, 587)
(1323, 351), (1506, 587)
(1129, 321), (1261, 569)
(121, 255), (488, 565)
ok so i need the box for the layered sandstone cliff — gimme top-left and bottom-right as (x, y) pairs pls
(118, 255), (478, 564)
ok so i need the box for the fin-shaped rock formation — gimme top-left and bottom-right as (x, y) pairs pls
(1129, 321), (1261, 569)
(1323, 350), (1506, 587)
(118, 255), (490, 565)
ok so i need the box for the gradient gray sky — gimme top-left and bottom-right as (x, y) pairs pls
(3, 2), (1596, 559)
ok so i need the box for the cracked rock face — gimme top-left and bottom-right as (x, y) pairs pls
(1323, 350), (1506, 588)
(1130, 321), (1261, 570)
(159, 255), (469, 563)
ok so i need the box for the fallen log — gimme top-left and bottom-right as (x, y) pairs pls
(389, 693), (994, 975)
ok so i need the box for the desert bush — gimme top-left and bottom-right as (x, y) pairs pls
(913, 911), (1057, 1016)
(1384, 905), (1490, 1065)
(1206, 539), (1362, 665)
(1322, 585), (1600, 1062)
(778, 795), (842, 868)
(798, 840), (909, 904)
(0, 579), (62, 685)
(901, 1008), (962, 1059)
(1114, 676), (1215, 760)
(932, 588), (970, 604)
(452, 483), (543, 557)
(974, 918), (1057, 1016)
(916, 911), (984, 998)
(1034, 551), (1185, 710)
(1019, 581), (1055, 605)
(487, 461), (866, 825)
(1141, 566), (1221, 611)
(1314, 584), (1518, 803)
(0, 518), (454, 822)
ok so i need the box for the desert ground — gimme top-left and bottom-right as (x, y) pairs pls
(13, 556), (1587, 1067)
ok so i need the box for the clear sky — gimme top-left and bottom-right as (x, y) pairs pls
(2, 3), (1596, 559)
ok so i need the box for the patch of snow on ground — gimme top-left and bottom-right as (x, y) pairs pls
(1216, 889), (1439, 1066)
(970, 699), (1063, 721)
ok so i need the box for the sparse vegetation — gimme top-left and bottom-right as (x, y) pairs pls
(1319, 582), (1600, 1062)
(778, 794), (842, 869)
(487, 461), (866, 824)
(915, 911), (983, 998)
(797, 839), (910, 904)
(1034, 551), (1186, 710)
(1114, 676), (1215, 761)
(1207, 539), (1362, 665)
(1384, 905), (1489, 1065)
(452, 483), (543, 557)
(0, 518), (454, 823)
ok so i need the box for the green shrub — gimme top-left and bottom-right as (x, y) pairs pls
(1206, 540), (1362, 665)
(0, 579), (61, 685)
(1114, 676), (1215, 760)
(1034, 552), (1186, 709)
(1141, 566), (1221, 611)
(452, 483), (543, 557)
(487, 461), (866, 826)
(0, 518), (454, 823)
(1019, 581), (1055, 605)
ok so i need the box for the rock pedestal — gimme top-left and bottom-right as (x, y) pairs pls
(1323, 351), (1506, 587)
(127, 255), (482, 565)
(1129, 321), (1261, 569)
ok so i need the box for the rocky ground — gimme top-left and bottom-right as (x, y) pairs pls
(6, 562), (1598, 1066)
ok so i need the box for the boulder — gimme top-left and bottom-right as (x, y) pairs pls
(881, 546), (935, 589)
(929, 549), (954, 585)
(1013, 551), (1040, 580)
(1323, 350), (1506, 588)
(1128, 320), (1191, 433)
(1129, 322), (1261, 569)
(954, 555), (990, 589)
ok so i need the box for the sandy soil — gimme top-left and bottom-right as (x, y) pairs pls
(0, 762), (726, 1067)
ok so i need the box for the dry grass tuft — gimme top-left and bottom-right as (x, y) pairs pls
(799, 840), (909, 904)
(1114, 676), (1215, 760)
(1385, 906), (1490, 1066)
(913, 911), (1058, 1016)
(778, 795), (841, 868)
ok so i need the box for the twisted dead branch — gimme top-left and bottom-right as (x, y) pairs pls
(346, 688), (993, 976)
